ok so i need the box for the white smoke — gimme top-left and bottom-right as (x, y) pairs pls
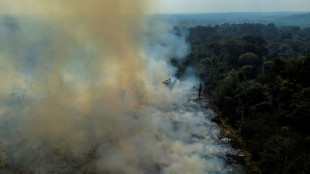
(0, 14), (243, 174)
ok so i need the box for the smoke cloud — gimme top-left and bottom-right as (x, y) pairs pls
(0, 1), (242, 173)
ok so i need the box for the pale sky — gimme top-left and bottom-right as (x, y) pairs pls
(156, 0), (310, 14)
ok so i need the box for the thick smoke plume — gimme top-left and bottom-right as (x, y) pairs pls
(0, 1), (241, 173)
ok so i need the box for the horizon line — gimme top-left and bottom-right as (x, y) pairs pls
(149, 11), (310, 16)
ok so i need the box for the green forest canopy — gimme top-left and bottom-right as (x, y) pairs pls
(173, 23), (310, 174)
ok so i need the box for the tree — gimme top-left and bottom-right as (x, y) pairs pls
(263, 23), (279, 39)
(242, 35), (265, 47)
(238, 65), (258, 81)
(163, 79), (176, 91)
(221, 39), (246, 69)
(193, 83), (203, 100)
(238, 52), (261, 69)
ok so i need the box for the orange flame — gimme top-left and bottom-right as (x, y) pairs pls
(138, 104), (146, 109)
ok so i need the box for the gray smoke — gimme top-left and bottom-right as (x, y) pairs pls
(0, 11), (241, 174)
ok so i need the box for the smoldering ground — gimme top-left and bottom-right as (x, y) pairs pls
(0, 1), (240, 173)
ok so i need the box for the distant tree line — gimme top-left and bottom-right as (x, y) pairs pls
(172, 23), (310, 174)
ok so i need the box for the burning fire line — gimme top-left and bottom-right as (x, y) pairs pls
(138, 104), (146, 109)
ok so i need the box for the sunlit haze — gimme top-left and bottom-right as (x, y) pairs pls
(156, 0), (310, 14)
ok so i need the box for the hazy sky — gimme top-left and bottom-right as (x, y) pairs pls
(156, 0), (310, 14)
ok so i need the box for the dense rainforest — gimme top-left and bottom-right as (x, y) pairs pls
(172, 23), (310, 173)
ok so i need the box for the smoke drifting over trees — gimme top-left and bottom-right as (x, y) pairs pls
(0, 1), (241, 173)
